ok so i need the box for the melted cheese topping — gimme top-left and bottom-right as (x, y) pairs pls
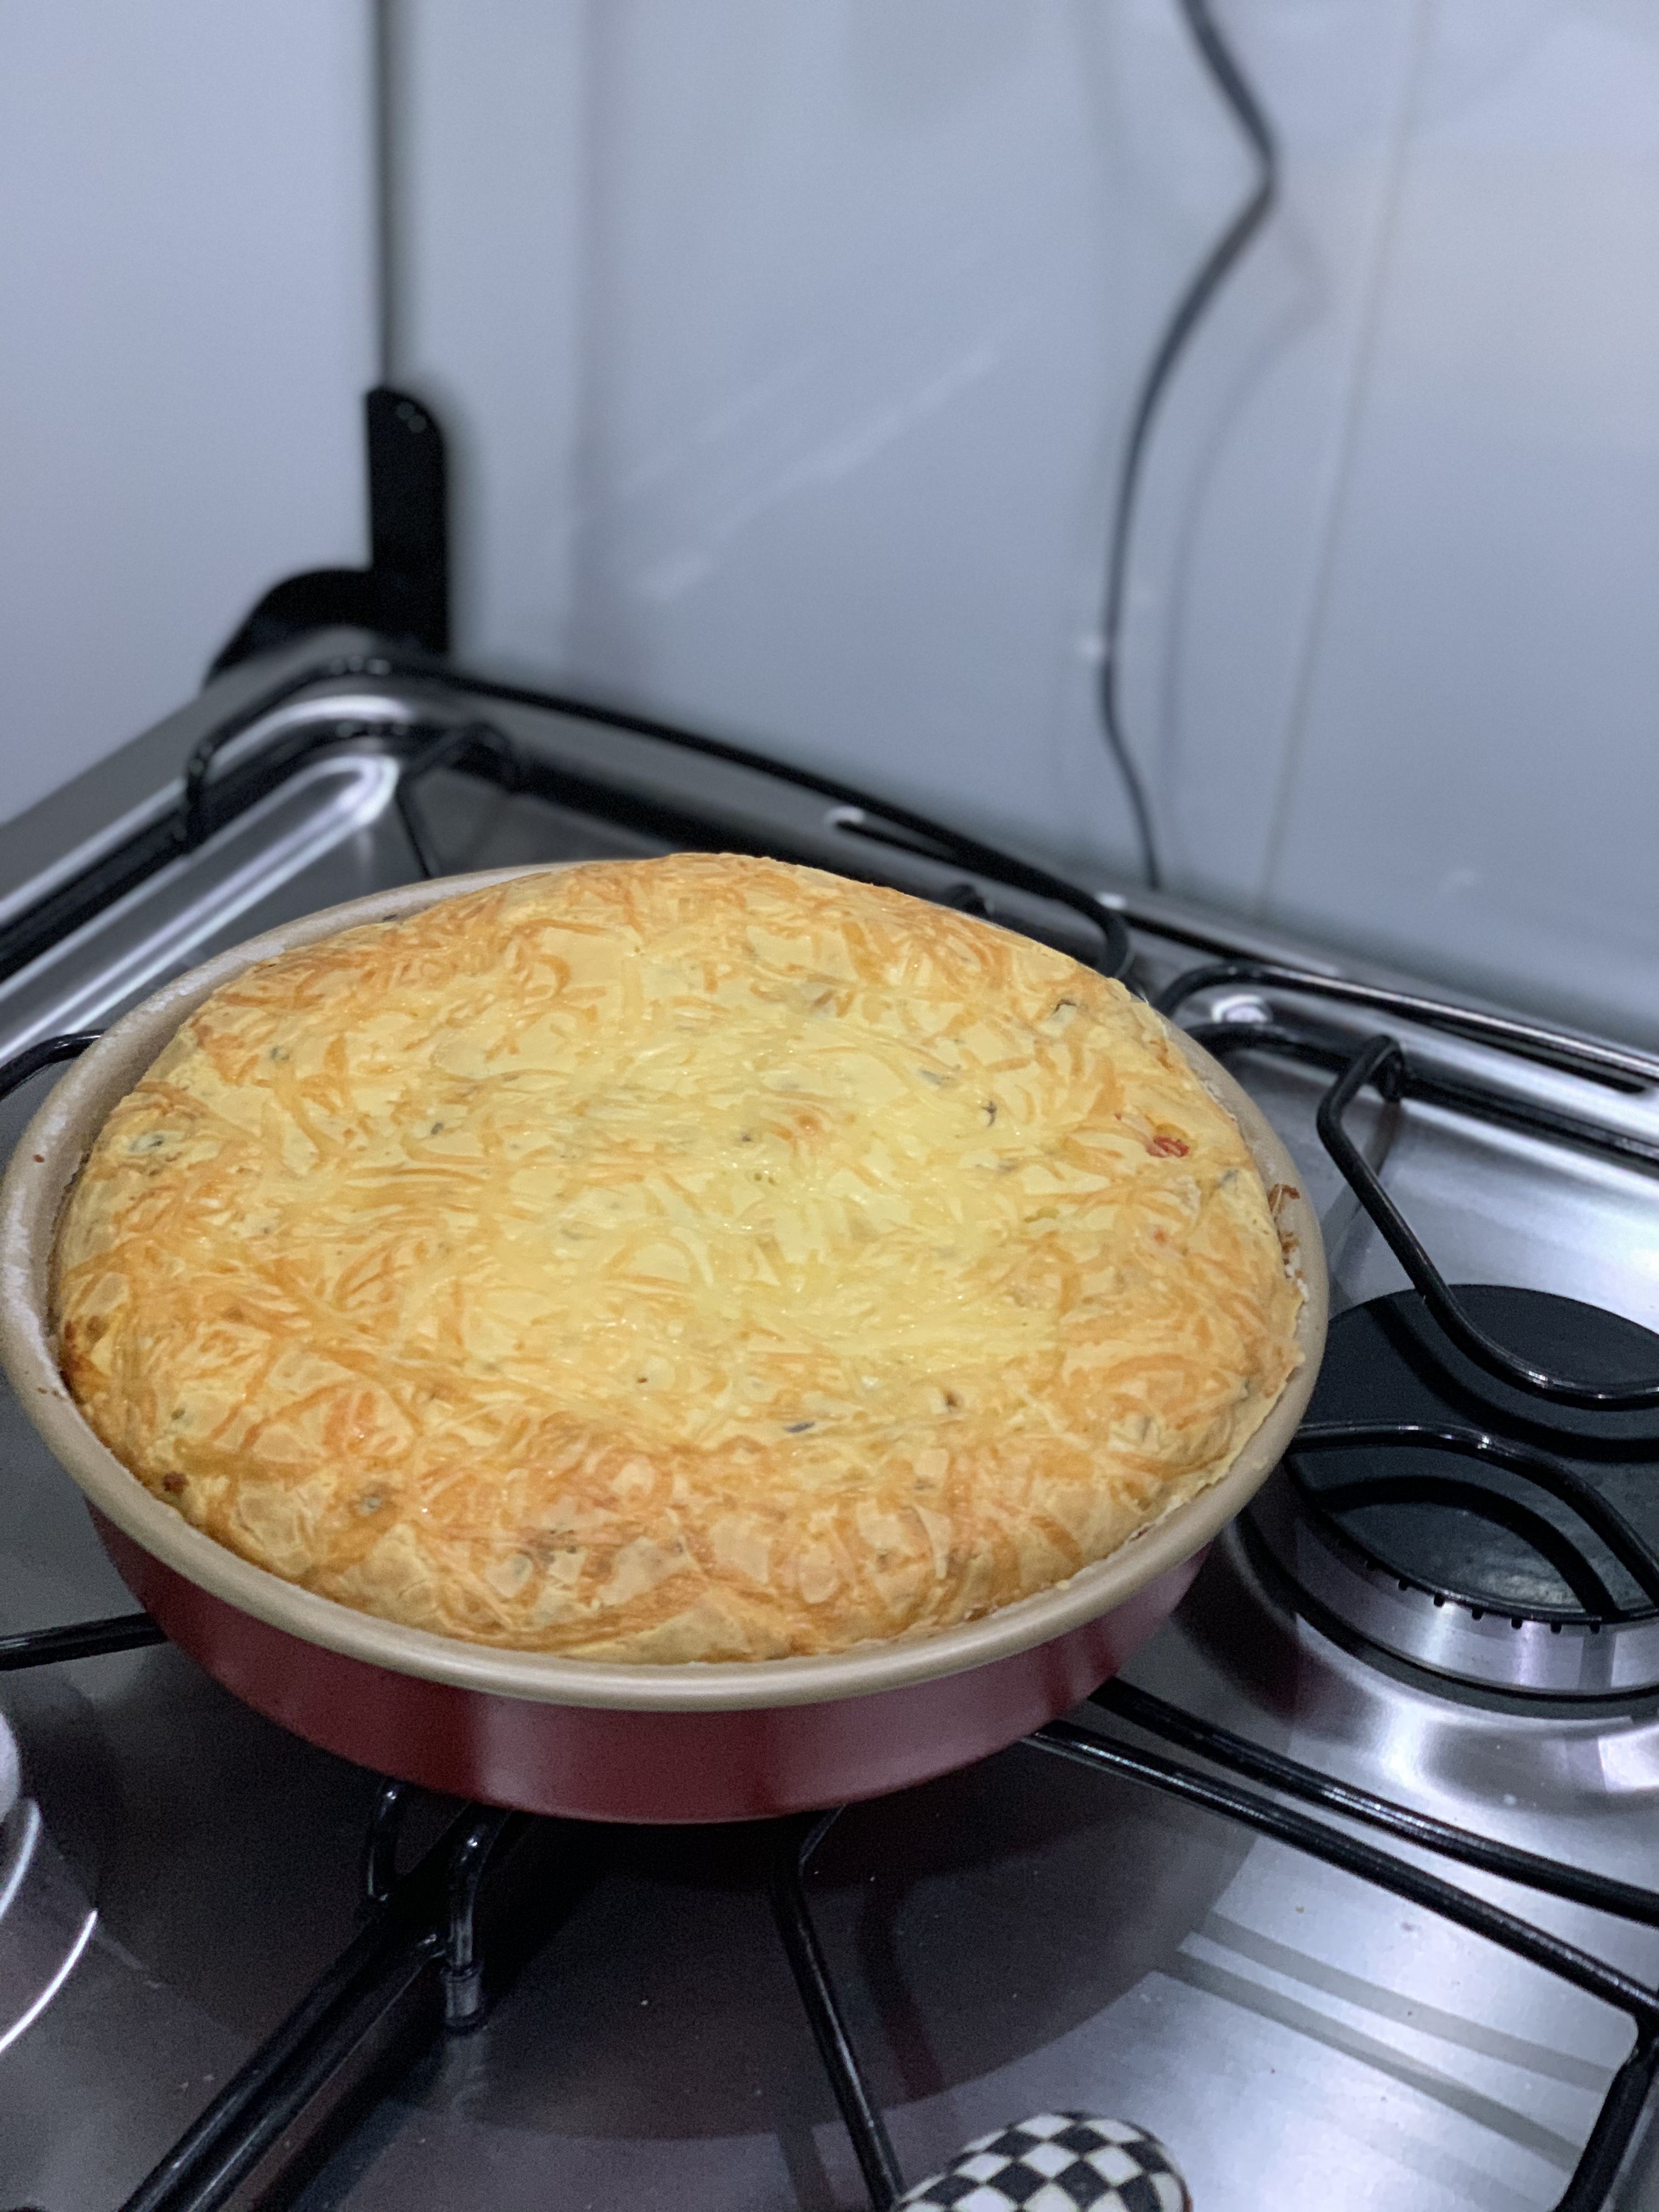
(54, 855), (1301, 1661)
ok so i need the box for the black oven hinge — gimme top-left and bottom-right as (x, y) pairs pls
(206, 383), (450, 679)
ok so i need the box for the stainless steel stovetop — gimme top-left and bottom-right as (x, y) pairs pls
(3, 635), (1657, 2211)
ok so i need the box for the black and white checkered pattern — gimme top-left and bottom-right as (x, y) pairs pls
(898, 2112), (1190, 2212)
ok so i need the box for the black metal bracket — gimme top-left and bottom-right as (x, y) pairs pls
(770, 1812), (906, 2210)
(0, 637), (1132, 986)
(206, 387), (449, 680)
(1186, 1012), (1659, 1180)
(167, 656), (1133, 976)
(1318, 1035), (1659, 1409)
(1157, 957), (1659, 1093)
(442, 1808), (522, 2032)
(0, 1030), (103, 1103)
(1094, 1678), (1659, 1925)
(0, 1612), (164, 1672)
(360, 1781), (410, 1910)
(116, 1804), (518, 2212)
(1156, 961), (1659, 1404)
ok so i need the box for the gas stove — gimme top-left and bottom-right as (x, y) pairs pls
(2, 635), (1657, 2212)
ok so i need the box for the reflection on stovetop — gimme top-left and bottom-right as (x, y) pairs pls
(4, 657), (1659, 2212)
(8, 1548), (1658, 2212)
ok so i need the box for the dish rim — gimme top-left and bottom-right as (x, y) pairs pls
(0, 862), (1327, 1712)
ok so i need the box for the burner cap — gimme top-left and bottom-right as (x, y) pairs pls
(1249, 1286), (1659, 1697)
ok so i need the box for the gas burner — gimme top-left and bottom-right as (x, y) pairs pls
(1248, 1286), (1659, 1698)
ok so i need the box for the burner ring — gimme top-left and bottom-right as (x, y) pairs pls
(1248, 1469), (1659, 1696)
(1251, 1286), (1659, 1697)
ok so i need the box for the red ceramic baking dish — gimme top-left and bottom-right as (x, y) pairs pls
(0, 868), (1325, 1823)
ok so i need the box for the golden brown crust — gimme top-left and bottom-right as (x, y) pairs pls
(53, 855), (1301, 1661)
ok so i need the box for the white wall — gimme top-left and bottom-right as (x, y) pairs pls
(5, 2), (1658, 1043)
(0, 0), (376, 822)
(399, 0), (1659, 1043)
(392, 0), (588, 680)
(1242, 1), (1659, 1040)
(402, 0), (1232, 864)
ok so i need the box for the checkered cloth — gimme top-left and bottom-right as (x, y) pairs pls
(898, 2113), (1190, 2212)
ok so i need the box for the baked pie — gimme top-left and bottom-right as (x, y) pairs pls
(54, 855), (1302, 1661)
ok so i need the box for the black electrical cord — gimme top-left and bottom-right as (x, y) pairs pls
(1097, 0), (1278, 891)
